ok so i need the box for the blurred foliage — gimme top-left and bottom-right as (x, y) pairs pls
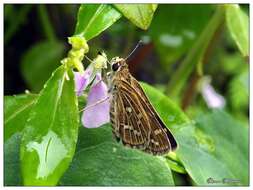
(4, 4), (249, 186)
(149, 5), (214, 68)
(21, 40), (65, 92)
(4, 5), (33, 44)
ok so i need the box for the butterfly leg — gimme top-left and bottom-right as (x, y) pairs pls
(79, 96), (110, 112)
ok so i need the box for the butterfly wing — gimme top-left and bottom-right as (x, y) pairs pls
(110, 74), (177, 155)
(130, 76), (178, 151)
(110, 84), (150, 149)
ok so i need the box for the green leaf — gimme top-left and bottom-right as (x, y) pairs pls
(194, 110), (248, 185)
(229, 68), (249, 111)
(140, 82), (190, 127)
(139, 83), (248, 185)
(60, 125), (174, 186)
(149, 5), (214, 66)
(74, 4), (122, 41)
(21, 40), (65, 92)
(20, 66), (79, 185)
(114, 4), (157, 30)
(174, 111), (249, 186)
(4, 133), (22, 186)
(221, 52), (247, 74)
(4, 94), (37, 142)
(226, 4), (249, 57)
(175, 124), (232, 186)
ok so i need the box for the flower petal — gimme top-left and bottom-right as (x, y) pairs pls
(201, 82), (226, 109)
(74, 65), (93, 96)
(82, 74), (110, 128)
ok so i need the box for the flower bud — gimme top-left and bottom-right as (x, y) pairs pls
(93, 52), (107, 69)
(68, 36), (89, 53)
(68, 48), (85, 61)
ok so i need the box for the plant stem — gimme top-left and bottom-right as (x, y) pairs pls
(165, 5), (225, 98)
(181, 18), (225, 110)
(181, 74), (200, 110)
(38, 5), (56, 42)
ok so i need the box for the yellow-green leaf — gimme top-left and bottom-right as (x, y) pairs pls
(114, 4), (157, 30)
(20, 66), (79, 185)
(74, 4), (121, 40)
(226, 4), (249, 56)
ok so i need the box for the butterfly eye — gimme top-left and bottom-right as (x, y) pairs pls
(112, 62), (120, 71)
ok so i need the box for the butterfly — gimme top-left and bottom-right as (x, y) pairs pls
(107, 57), (177, 155)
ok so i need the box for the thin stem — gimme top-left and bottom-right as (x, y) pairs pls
(165, 5), (225, 97)
(38, 5), (56, 42)
(181, 74), (200, 110)
(181, 18), (225, 110)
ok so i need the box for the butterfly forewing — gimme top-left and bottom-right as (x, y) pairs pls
(130, 77), (178, 151)
(110, 84), (150, 149)
(109, 58), (177, 155)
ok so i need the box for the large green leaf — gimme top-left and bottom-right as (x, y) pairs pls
(175, 124), (233, 186)
(4, 94), (37, 142)
(149, 5), (214, 66)
(226, 4), (249, 57)
(191, 110), (248, 185)
(140, 83), (248, 186)
(174, 114), (248, 186)
(20, 66), (79, 185)
(114, 4), (157, 30)
(74, 4), (121, 41)
(60, 125), (174, 186)
(21, 40), (65, 92)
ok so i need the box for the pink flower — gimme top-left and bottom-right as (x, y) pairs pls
(74, 65), (93, 96)
(74, 68), (110, 128)
(200, 76), (226, 109)
(82, 74), (110, 128)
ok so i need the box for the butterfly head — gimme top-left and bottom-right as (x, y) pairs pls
(110, 57), (128, 72)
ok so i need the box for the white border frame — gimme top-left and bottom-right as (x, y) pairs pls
(0, 1), (252, 189)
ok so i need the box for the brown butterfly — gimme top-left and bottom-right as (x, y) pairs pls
(107, 57), (177, 155)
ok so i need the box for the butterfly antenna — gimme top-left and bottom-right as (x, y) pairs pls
(125, 40), (143, 61)
(84, 55), (93, 62)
